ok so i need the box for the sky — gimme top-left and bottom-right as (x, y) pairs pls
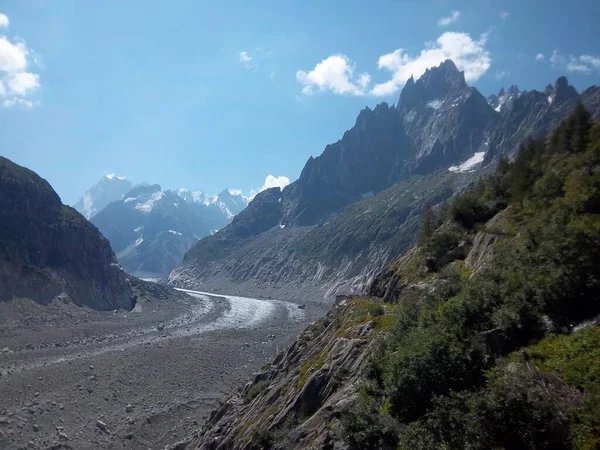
(0, 0), (599, 205)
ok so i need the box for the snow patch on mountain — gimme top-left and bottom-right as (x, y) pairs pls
(427, 99), (442, 110)
(449, 152), (486, 173)
(135, 191), (165, 213)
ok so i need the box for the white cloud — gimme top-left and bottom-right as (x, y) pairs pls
(3, 97), (35, 108)
(0, 36), (28, 72)
(296, 54), (371, 96)
(438, 11), (461, 26)
(239, 50), (256, 70)
(495, 70), (509, 80)
(246, 174), (291, 201)
(6, 71), (39, 95)
(551, 50), (600, 74)
(370, 32), (491, 97)
(262, 174), (290, 191)
(0, 16), (41, 108)
(535, 53), (545, 62)
(297, 32), (491, 98)
(499, 11), (510, 19)
(580, 54), (600, 69)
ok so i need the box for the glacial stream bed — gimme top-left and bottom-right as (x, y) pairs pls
(0, 290), (328, 449)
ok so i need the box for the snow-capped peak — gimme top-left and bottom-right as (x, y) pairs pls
(73, 174), (132, 219)
(105, 173), (126, 181)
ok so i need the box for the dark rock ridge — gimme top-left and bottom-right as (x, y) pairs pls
(91, 184), (247, 278)
(0, 156), (134, 310)
(170, 59), (600, 300)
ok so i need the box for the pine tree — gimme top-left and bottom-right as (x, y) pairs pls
(570, 103), (591, 153)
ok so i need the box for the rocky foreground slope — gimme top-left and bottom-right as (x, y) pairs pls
(170, 60), (600, 300)
(175, 110), (600, 449)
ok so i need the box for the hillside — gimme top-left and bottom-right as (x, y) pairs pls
(0, 156), (135, 310)
(181, 107), (600, 449)
(170, 61), (600, 300)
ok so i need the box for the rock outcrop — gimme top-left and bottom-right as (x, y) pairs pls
(177, 299), (377, 450)
(0, 156), (135, 310)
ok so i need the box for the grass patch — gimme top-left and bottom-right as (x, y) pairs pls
(243, 380), (270, 404)
(297, 345), (331, 389)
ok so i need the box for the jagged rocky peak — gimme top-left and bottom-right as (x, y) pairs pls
(73, 173), (132, 219)
(175, 188), (207, 204)
(507, 84), (520, 95)
(487, 85), (521, 112)
(398, 59), (467, 110)
(124, 183), (161, 199)
(554, 76), (578, 100)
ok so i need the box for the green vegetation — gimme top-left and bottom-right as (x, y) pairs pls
(243, 380), (270, 404)
(342, 106), (600, 449)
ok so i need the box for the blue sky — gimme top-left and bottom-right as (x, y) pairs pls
(0, 0), (599, 204)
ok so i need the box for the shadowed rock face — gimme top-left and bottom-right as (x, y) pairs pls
(171, 59), (600, 301)
(0, 156), (135, 311)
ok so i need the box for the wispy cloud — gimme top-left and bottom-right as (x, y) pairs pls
(495, 70), (509, 80)
(0, 13), (42, 108)
(551, 49), (600, 74)
(499, 11), (510, 19)
(535, 53), (545, 62)
(239, 51), (255, 70)
(297, 32), (491, 98)
(437, 10), (461, 26)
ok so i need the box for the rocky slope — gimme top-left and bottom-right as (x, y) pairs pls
(170, 173), (462, 301)
(91, 185), (248, 278)
(170, 60), (600, 300)
(175, 297), (378, 450)
(73, 174), (132, 219)
(0, 156), (135, 311)
(176, 113), (600, 448)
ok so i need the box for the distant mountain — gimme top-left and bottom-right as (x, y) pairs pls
(175, 188), (248, 231)
(91, 184), (248, 278)
(169, 59), (600, 301)
(0, 157), (134, 310)
(73, 174), (132, 219)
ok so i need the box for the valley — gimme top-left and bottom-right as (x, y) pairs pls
(0, 289), (328, 449)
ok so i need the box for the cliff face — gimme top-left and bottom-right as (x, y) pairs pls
(0, 156), (135, 311)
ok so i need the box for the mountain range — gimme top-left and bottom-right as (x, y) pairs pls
(78, 180), (248, 278)
(168, 59), (600, 300)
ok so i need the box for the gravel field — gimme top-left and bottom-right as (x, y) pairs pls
(0, 290), (328, 449)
